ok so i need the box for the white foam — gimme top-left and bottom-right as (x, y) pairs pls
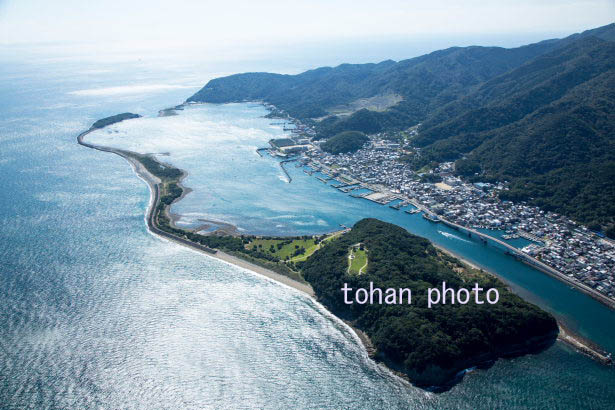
(439, 230), (471, 243)
(69, 84), (195, 96)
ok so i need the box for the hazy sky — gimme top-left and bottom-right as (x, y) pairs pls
(0, 0), (613, 63)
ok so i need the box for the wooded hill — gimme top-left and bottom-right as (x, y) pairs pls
(320, 131), (368, 154)
(301, 218), (557, 387)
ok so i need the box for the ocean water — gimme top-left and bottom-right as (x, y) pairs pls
(1, 57), (614, 410)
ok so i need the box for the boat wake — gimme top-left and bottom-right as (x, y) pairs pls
(438, 230), (471, 243)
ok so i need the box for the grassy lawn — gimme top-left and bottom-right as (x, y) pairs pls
(348, 246), (368, 274)
(246, 238), (317, 261)
(291, 230), (346, 261)
(245, 230), (347, 264)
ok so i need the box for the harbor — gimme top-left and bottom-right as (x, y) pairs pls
(254, 123), (615, 364)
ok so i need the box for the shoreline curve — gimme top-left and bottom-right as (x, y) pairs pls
(77, 114), (611, 382)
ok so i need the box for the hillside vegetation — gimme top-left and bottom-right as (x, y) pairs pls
(302, 219), (557, 387)
(414, 36), (615, 230)
(91, 113), (141, 129)
(321, 131), (369, 154)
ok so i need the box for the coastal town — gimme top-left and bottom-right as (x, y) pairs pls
(264, 112), (615, 306)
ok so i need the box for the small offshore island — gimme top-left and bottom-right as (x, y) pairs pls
(79, 112), (570, 389)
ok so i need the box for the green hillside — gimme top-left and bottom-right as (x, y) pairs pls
(321, 131), (369, 154)
(301, 219), (558, 387)
(90, 113), (141, 129)
(413, 37), (615, 230)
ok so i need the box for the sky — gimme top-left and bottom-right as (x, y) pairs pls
(0, 0), (613, 65)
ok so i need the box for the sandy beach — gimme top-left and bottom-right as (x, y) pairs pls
(433, 243), (484, 272)
(211, 251), (315, 296)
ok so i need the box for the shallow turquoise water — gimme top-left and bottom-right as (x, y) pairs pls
(1, 58), (614, 409)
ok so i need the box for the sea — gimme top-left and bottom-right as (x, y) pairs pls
(1, 52), (614, 410)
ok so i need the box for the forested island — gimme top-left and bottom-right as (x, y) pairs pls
(188, 23), (615, 237)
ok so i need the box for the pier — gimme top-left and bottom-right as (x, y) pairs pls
(518, 230), (543, 243)
(279, 158), (297, 183)
(423, 213), (440, 223)
(255, 147), (269, 157)
(332, 183), (361, 193)
(339, 185), (361, 193)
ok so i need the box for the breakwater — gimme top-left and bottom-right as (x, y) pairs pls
(279, 158), (297, 183)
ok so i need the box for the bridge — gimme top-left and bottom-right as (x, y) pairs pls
(438, 218), (615, 309)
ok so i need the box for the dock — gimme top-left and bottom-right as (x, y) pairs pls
(359, 192), (397, 205)
(333, 183), (361, 193)
(518, 230), (543, 243)
(423, 213), (440, 223)
(279, 158), (297, 183)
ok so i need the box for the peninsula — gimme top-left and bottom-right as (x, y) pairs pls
(77, 112), (607, 390)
